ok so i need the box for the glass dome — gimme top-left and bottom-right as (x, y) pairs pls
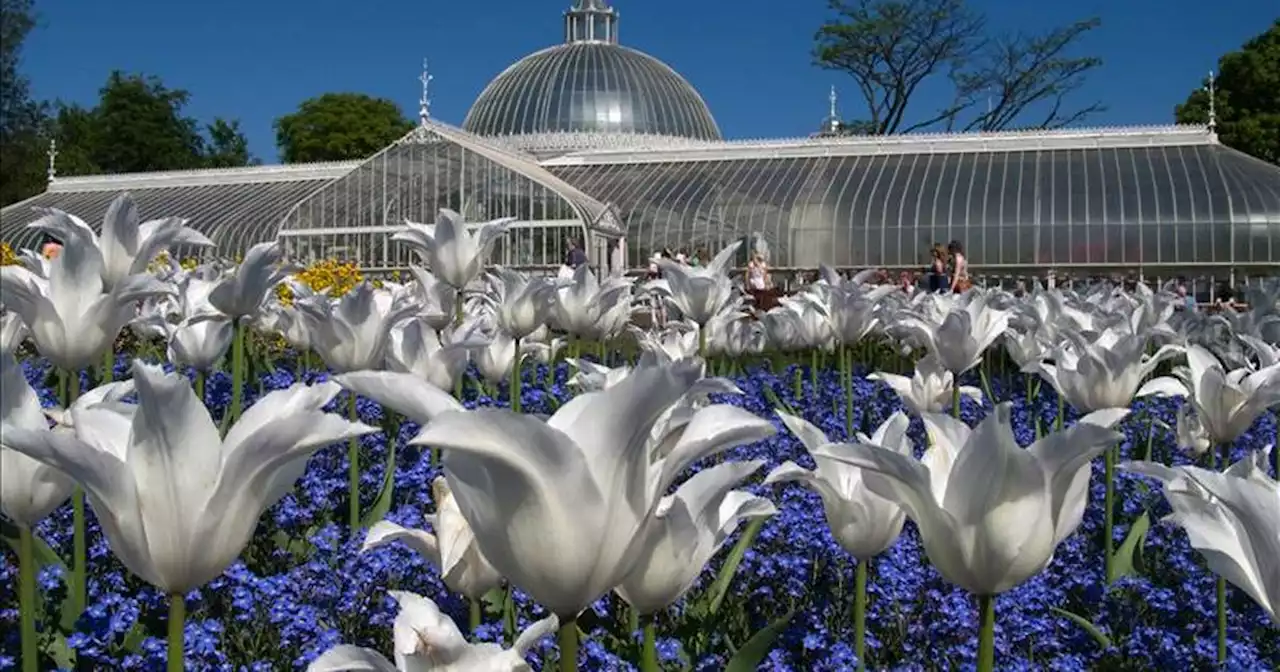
(462, 1), (721, 142)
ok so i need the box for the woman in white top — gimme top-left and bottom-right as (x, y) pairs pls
(746, 252), (769, 290)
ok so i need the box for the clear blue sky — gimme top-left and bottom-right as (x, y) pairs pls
(18, 0), (1277, 163)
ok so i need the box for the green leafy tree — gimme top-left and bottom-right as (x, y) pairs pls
(47, 71), (256, 175)
(1175, 20), (1279, 164)
(205, 118), (257, 168)
(274, 92), (414, 163)
(0, 0), (48, 206)
(815, 0), (1103, 134)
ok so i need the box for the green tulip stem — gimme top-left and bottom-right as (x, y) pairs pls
(511, 338), (523, 413)
(469, 598), (482, 633)
(194, 370), (205, 405)
(640, 616), (658, 672)
(951, 385), (961, 419)
(843, 347), (854, 439)
(1055, 394), (1065, 432)
(18, 525), (37, 672)
(347, 393), (361, 531)
(976, 594), (995, 672)
(557, 617), (579, 672)
(854, 558), (868, 671)
(167, 593), (185, 672)
(1215, 442), (1229, 667)
(230, 319), (246, 426)
(698, 325), (707, 359)
(1103, 443), (1116, 583)
(61, 370), (87, 621)
(809, 349), (819, 390)
(101, 346), (114, 384)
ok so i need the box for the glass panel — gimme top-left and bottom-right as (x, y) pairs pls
(1233, 222), (1252, 264)
(930, 153), (964, 238)
(1131, 148), (1158, 225)
(961, 153), (990, 245)
(1163, 146), (1194, 224)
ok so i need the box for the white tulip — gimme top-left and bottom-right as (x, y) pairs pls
(1174, 404), (1212, 457)
(766, 411), (911, 560)
(0, 311), (28, 354)
(1160, 345), (1280, 444)
(553, 263), (632, 339)
(631, 322), (700, 362)
(616, 460), (775, 615)
(652, 242), (741, 326)
(394, 209), (512, 290)
(386, 317), (476, 392)
(0, 361), (377, 594)
(868, 355), (983, 415)
(0, 354), (74, 527)
(474, 329), (522, 386)
(1121, 451), (1279, 623)
(299, 282), (420, 373)
(897, 291), (1011, 375)
(208, 241), (295, 320)
(333, 370), (465, 427)
(0, 226), (170, 371)
(1030, 328), (1184, 413)
(26, 193), (213, 289)
(161, 274), (234, 371)
(487, 267), (557, 340)
(363, 478), (502, 599)
(409, 359), (775, 618)
(307, 591), (557, 672)
(816, 404), (1126, 595)
(405, 265), (459, 331)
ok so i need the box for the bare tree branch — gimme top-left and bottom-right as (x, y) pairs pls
(814, 1), (1104, 135)
(814, 0), (985, 134)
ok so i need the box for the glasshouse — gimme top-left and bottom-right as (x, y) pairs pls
(2, 0), (1278, 277)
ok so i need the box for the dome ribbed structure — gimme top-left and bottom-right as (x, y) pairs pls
(462, 1), (720, 142)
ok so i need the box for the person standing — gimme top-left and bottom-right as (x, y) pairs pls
(927, 243), (948, 293)
(947, 240), (969, 293)
(565, 238), (588, 269)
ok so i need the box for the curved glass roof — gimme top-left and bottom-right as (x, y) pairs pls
(0, 166), (350, 256)
(463, 43), (721, 142)
(549, 143), (1280, 269)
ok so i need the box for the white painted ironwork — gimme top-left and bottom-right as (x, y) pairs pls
(46, 161), (360, 192)
(542, 124), (1220, 166)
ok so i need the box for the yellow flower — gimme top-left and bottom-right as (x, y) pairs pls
(0, 242), (17, 266)
(276, 258), (364, 306)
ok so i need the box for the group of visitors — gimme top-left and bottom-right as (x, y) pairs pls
(922, 240), (969, 293)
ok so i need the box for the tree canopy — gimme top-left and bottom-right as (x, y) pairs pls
(273, 93), (414, 164)
(48, 71), (258, 176)
(814, 0), (1103, 135)
(1175, 20), (1279, 164)
(0, 0), (47, 206)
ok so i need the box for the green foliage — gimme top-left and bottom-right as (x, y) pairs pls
(1175, 20), (1279, 164)
(48, 71), (257, 176)
(0, 0), (46, 206)
(814, 0), (1103, 134)
(274, 92), (414, 163)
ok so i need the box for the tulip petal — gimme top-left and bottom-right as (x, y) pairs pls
(654, 404), (777, 496)
(1028, 417), (1124, 544)
(191, 411), (378, 591)
(417, 409), (608, 616)
(775, 410), (831, 453)
(335, 371), (464, 425)
(362, 520), (441, 566)
(549, 359), (704, 515)
(127, 362), (224, 577)
(306, 645), (398, 672)
(513, 615), (561, 656)
(389, 590), (471, 664)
